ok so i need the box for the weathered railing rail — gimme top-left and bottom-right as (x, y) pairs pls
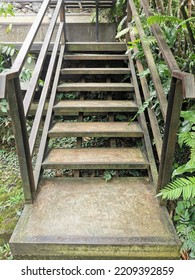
(0, 0), (66, 203)
(127, 0), (195, 193)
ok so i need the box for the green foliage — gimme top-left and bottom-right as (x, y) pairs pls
(0, 2), (14, 17)
(117, 15), (127, 32)
(19, 67), (33, 83)
(0, 244), (12, 260)
(158, 175), (195, 255)
(174, 199), (195, 254)
(172, 110), (195, 177)
(103, 170), (116, 182)
(0, 44), (15, 57)
(0, 117), (14, 147)
(0, 99), (8, 113)
(129, 94), (155, 123)
(116, 26), (131, 38)
(158, 107), (195, 256)
(147, 14), (182, 26)
(0, 150), (23, 258)
(157, 177), (195, 200)
(109, 0), (127, 22)
(0, 44), (15, 72)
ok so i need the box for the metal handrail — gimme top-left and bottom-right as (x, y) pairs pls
(0, 0), (51, 98)
(0, 0), (65, 203)
(140, 0), (195, 99)
(127, 0), (195, 193)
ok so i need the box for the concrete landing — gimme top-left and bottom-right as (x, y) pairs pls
(10, 177), (180, 259)
(0, 14), (116, 42)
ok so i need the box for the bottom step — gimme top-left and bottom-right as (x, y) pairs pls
(10, 177), (180, 259)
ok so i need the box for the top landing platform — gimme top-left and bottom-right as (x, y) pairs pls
(0, 13), (117, 43)
(10, 177), (180, 259)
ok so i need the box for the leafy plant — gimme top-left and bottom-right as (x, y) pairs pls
(147, 14), (182, 26)
(0, 244), (12, 260)
(103, 170), (116, 182)
(157, 108), (195, 258)
(129, 94), (155, 123)
(0, 2), (14, 17)
(157, 177), (195, 200)
(172, 110), (195, 177)
(0, 99), (8, 113)
(0, 117), (14, 147)
(158, 177), (195, 257)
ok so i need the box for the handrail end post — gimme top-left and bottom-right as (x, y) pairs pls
(0, 74), (7, 99)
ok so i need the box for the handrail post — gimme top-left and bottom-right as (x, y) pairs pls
(157, 78), (183, 193)
(96, 0), (99, 42)
(127, 0), (132, 22)
(6, 78), (35, 203)
(60, 0), (67, 43)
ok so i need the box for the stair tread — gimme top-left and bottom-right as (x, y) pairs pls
(57, 82), (134, 92)
(54, 100), (138, 113)
(10, 177), (180, 259)
(66, 42), (126, 52)
(61, 68), (130, 74)
(42, 147), (149, 169)
(64, 54), (128, 60)
(48, 122), (143, 137)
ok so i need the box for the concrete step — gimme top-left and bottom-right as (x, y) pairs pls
(57, 82), (134, 92)
(53, 100), (138, 114)
(10, 177), (180, 259)
(48, 122), (143, 138)
(64, 54), (128, 60)
(61, 68), (130, 75)
(42, 148), (149, 170)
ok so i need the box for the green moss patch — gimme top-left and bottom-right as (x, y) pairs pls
(0, 149), (24, 247)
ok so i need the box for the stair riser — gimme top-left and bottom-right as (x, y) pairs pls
(48, 132), (143, 138)
(42, 163), (149, 169)
(10, 243), (180, 260)
(54, 108), (137, 114)
(65, 42), (127, 52)
(57, 86), (134, 92)
(64, 55), (128, 60)
(61, 69), (130, 75)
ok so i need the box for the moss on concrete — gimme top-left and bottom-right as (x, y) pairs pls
(0, 149), (24, 249)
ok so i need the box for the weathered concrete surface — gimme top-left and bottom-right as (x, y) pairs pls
(10, 177), (181, 259)
(0, 14), (116, 42)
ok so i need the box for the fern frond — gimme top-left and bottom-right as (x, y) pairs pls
(117, 15), (127, 32)
(178, 132), (195, 148)
(143, 36), (157, 46)
(129, 95), (154, 123)
(177, 17), (195, 29)
(180, 110), (195, 125)
(190, 147), (195, 162)
(115, 27), (130, 39)
(147, 14), (182, 26)
(157, 177), (195, 200)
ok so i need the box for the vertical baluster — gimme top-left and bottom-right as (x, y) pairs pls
(7, 78), (35, 203)
(158, 79), (183, 194)
(60, 0), (67, 43)
(96, 0), (99, 42)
